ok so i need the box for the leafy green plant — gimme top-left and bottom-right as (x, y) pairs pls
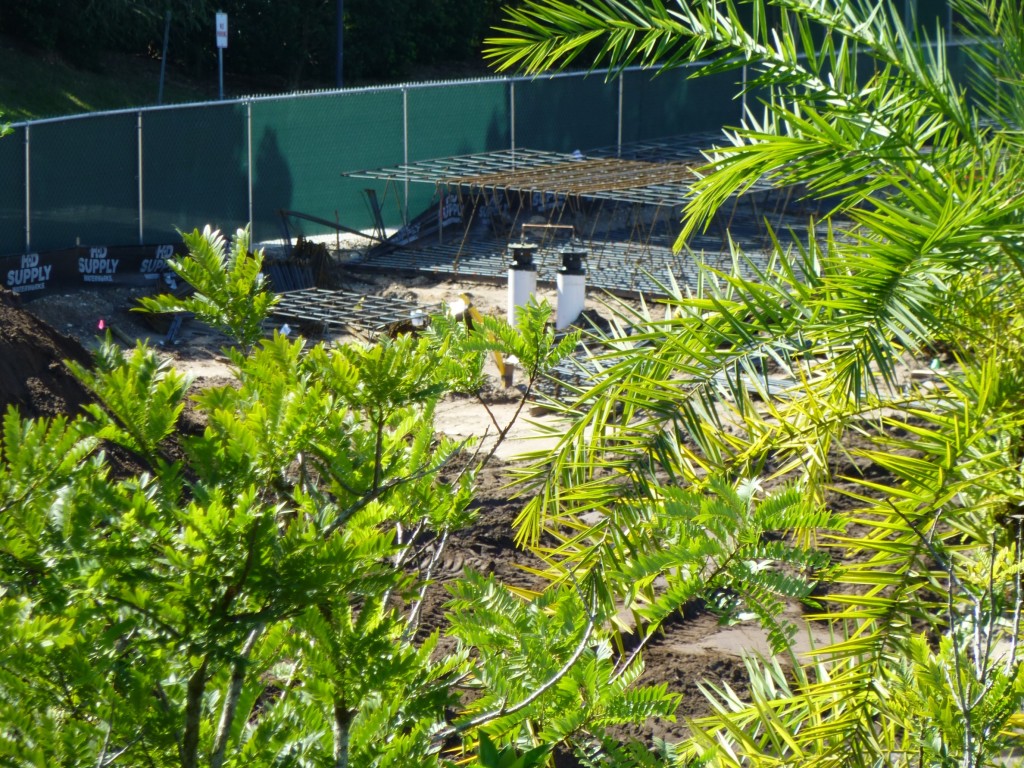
(443, 570), (680, 763)
(487, 0), (1024, 764)
(137, 225), (277, 353)
(66, 336), (189, 463)
(430, 296), (581, 465)
(0, 226), (682, 767)
(474, 732), (551, 768)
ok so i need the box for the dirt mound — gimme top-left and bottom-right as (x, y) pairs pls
(0, 287), (95, 419)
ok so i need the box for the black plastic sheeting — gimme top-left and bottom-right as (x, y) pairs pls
(0, 243), (185, 299)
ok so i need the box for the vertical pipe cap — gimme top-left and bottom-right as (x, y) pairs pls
(508, 241), (538, 271)
(559, 239), (588, 275)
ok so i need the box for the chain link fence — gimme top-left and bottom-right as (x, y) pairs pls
(0, 39), (980, 292)
(0, 64), (744, 262)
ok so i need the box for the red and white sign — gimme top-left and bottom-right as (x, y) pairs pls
(215, 13), (228, 48)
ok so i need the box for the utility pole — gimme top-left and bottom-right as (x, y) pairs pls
(336, 0), (344, 88)
(158, 9), (171, 104)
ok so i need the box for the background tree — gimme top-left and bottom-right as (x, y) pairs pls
(0, 0), (519, 88)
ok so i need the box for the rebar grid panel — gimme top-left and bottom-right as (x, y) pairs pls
(270, 288), (439, 337)
(344, 139), (780, 208)
(348, 150), (716, 208)
(346, 133), (839, 298)
(347, 233), (780, 297)
(443, 157), (703, 203)
(349, 186), (830, 299)
(348, 149), (563, 183)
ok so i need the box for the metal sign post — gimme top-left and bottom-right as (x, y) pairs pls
(215, 12), (228, 100)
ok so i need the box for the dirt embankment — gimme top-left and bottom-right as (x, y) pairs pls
(0, 287), (95, 419)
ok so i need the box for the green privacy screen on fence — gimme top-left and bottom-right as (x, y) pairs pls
(407, 81), (510, 160)
(30, 113), (138, 252)
(0, 36), (981, 258)
(515, 74), (619, 153)
(622, 68), (743, 143)
(0, 126), (23, 254)
(251, 89), (405, 242)
(142, 103), (249, 245)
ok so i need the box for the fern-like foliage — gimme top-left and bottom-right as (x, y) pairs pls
(446, 571), (681, 759)
(4, 232), (666, 767)
(68, 335), (189, 464)
(464, 297), (581, 384)
(136, 225), (277, 352)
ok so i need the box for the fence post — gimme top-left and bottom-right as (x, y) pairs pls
(247, 101), (254, 239)
(510, 80), (516, 168)
(617, 72), (624, 158)
(403, 87), (409, 225)
(24, 124), (30, 254)
(138, 112), (144, 245)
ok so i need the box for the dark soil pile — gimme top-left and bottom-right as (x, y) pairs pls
(0, 287), (95, 419)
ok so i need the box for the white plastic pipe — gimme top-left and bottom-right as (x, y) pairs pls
(556, 271), (586, 330)
(508, 267), (537, 326)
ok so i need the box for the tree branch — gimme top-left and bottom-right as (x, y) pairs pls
(333, 698), (352, 768)
(180, 655), (210, 768)
(405, 529), (451, 636)
(430, 603), (595, 744)
(210, 624), (264, 768)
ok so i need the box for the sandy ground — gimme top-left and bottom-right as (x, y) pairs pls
(20, 276), (570, 462)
